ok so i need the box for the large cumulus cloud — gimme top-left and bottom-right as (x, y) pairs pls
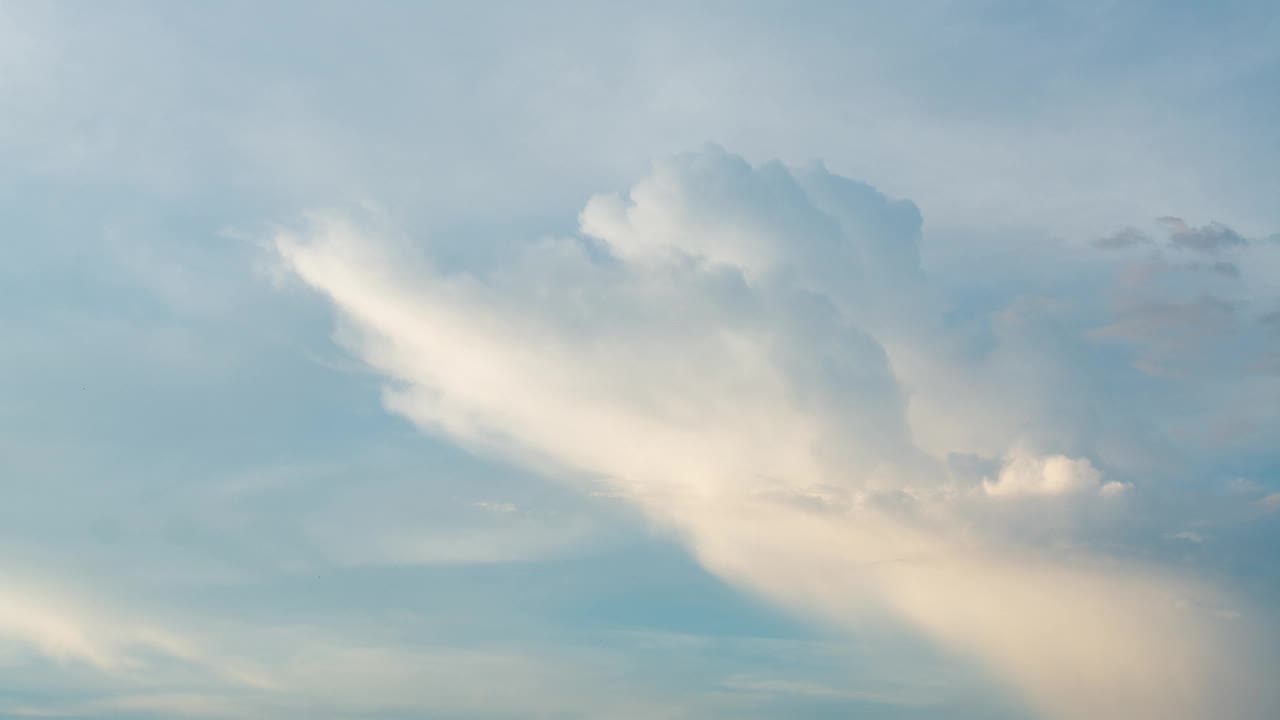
(276, 146), (1277, 719)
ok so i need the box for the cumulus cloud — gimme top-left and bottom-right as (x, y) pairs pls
(981, 453), (1120, 498)
(275, 147), (1275, 719)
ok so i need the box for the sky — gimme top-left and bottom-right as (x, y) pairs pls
(2, 2), (1279, 718)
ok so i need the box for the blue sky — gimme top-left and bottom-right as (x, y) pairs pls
(2, 2), (1279, 718)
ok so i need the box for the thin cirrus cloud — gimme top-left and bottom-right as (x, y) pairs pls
(275, 146), (1277, 720)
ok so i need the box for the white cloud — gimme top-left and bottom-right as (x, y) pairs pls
(982, 453), (1110, 498)
(276, 148), (1275, 719)
(1099, 480), (1132, 497)
(0, 588), (121, 671)
(0, 616), (728, 720)
(0, 582), (275, 690)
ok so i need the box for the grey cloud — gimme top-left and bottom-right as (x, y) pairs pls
(1209, 261), (1240, 278)
(1157, 217), (1248, 253)
(1250, 351), (1280, 376)
(1093, 226), (1152, 250)
(1090, 296), (1236, 350)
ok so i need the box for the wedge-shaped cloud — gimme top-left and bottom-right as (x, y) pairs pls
(276, 147), (1274, 720)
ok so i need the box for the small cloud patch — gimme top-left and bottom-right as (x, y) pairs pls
(982, 453), (1116, 498)
(1157, 217), (1247, 254)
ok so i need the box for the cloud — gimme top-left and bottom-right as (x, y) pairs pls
(5, 3), (1278, 715)
(0, 587), (123, 671)
(1093, 226), (1152, 250)
(276, 147), (1276, 719)
(1260, 493), (1280, 514)
(1081, 236), (1280, 384)
(3, 569), (781, 719)
(981, 453), (1118, 498)
(0, 618), (733, 720)
(1157, 217), (1248, 253)
(0, 581), (274, 690)
(1207, 261), (1240, 278)
(1089, 296), (1236, 349)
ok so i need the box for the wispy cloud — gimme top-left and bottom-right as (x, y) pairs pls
(0, 581), (276, 691)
